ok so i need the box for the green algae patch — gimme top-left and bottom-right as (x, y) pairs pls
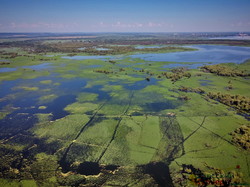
(40, 80), (52, 84)
(67, 118), (120, 162)
(41, 88), (51, 92)
(38, 106), (47, 110)
(126, 116), (162, 164)
(0, 179), (38, 187)
(0, 112), (8, 120)
(99, 104), (127, 116)
(0, 68), (50, 81)
(101, 84), (124, 92)
(76, 118), (118, 146)
(64, 102), (99, 114)
(53, 82), (61, 86)
(99, 116), (162, 165)
(14, 86), (39, 91)
(138, 116), (162, 148)
(76, 92), (98, 102)
(33, 114), (90, 142)
(36, 113), (52, 123)
(38, 94), (57, 103)
(0, 104), (19, 120)
(173, 115), (250, 184)
(174, 92), (231, 117)
(20, 180), (38, 187)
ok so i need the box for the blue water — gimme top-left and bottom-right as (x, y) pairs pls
(199, 79), (213, 86)
(1, 44), (250, 133)
(0, 68), (17, 73)
(0, 63), (55, 73)
(0, 59), (10, 62)
(135, 45), (166, 49)
(130, 45), (250, 64)
(210, 36), (250, 40)
(162, 63), (210, 69)
(22, 63), (53, 71)
(62, 55), (111, 60)
(87, 65), (103, 68)
(63, 45), (250, 65)
(109, 78), (158, 91)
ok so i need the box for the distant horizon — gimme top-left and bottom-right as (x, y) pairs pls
(1, 31), (250, 34)
(1, 0), (250, 33)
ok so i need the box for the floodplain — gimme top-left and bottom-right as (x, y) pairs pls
(0, 33), (250, 186)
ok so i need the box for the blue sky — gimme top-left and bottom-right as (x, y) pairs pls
(0, 0), (250, 32)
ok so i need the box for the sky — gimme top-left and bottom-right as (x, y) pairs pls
(0, 0), (250, 33)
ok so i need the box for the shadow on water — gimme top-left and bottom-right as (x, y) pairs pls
(0, 132), (62, 179)
(144, 100), (182, 112)
(0, 95), (76, 139)
(58, 78), (87, 94)
(0, 113), (38, 140)
(39, 95), (76, 120)
(13, 95), (76, 120)
(142, 162), (173, 187)
(122, 78), (158, 90)
(0, 77), (89, 135)
(77, 162), (101, 175)
(0, 79), (22, 102)
(83, 85), (111, 100)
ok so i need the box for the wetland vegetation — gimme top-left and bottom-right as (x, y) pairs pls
(0, 33), (250, 186)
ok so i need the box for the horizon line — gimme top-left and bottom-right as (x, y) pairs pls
(0, 31), (250, 34)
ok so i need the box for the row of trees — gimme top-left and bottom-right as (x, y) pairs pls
(207, 92), (250, 112)
(161, 68), (191, 82)
(178, 85), (250, 113)
(94, 69), (113, 74)
(201, 64), (250, 77)
(178, 86), (205, 94)
(230, 125), (250, 151)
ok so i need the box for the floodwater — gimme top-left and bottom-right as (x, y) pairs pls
(22, 63), (53, 70)
(161, 63), (209, 69)
(0, 67), (17, 73)
(63, 45), (250, 67)
(0, 44), (250, 185)
(62, 55), (111, 60)
(1, 44), (250, 131)
(130, 45), (250, 64)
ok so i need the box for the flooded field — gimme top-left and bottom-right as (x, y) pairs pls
(0, 41), (250, 186)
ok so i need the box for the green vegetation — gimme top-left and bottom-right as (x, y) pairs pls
(39, 80), (52, 84)
(161, 67), (192, 82)
(0, 34), (249, 186)
(201, 64), (250, 77)
(38, 94), (57, 103)
(230, 125), (250, 151)
(14, 86), (39, 91)
(207, 92), (250, 113)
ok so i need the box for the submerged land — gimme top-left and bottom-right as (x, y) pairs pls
(0, 32), (250, 186)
